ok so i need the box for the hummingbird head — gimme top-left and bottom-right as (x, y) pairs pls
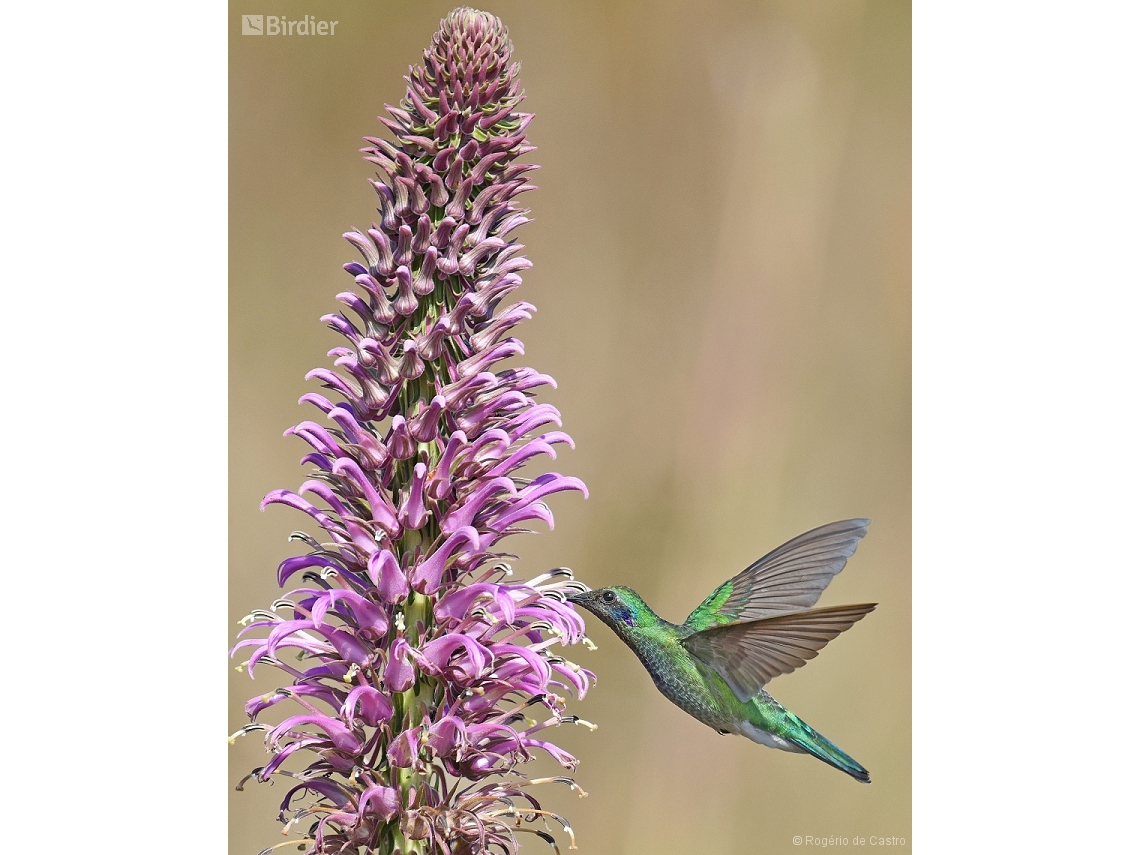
(568, 586), (656, 633)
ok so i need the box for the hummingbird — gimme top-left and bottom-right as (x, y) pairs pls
(569, 519), (876, 782)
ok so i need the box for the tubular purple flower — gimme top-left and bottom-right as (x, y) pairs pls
(232, 8), (594, 855)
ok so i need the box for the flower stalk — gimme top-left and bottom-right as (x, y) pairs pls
(232, 8), (594, 854)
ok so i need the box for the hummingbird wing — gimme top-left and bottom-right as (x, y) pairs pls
(682, 603), (877, 702)
(683, 519), (870, 630)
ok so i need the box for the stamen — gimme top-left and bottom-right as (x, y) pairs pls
(286, 531), (323, 550)
(239, 609), (280, 626)
(228, 724), (269, 744)
(522, 777), (588, 798)
(526, 568), (572, 588)
(255, 840), (310, 855)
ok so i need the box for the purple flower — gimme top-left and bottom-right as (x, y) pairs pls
(231, 8), (595, 854)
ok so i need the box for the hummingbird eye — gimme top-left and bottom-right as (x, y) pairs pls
(601, 590), (616, 604)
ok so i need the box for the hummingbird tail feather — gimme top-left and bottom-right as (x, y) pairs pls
(786, 724), (871, 784)
(741, 699), (871, 783)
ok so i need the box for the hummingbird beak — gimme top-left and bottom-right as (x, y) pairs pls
(567, 591), (589, 605)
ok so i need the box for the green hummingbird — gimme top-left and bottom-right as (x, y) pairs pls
(569, 519), (876, 782)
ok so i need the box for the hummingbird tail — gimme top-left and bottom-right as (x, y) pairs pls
(741, 699), (871, 783)
(786, 724), (871, 784)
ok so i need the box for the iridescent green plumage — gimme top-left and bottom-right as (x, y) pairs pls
(684, 519), (871, 629)
(571, 519), (875, 783)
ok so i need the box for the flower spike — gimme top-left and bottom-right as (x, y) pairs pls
(233, 8), (593, 855)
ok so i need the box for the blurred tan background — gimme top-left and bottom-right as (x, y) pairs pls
(229, 1), (910, 853)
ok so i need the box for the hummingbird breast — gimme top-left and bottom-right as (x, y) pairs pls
(625, 627), (738, 732)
